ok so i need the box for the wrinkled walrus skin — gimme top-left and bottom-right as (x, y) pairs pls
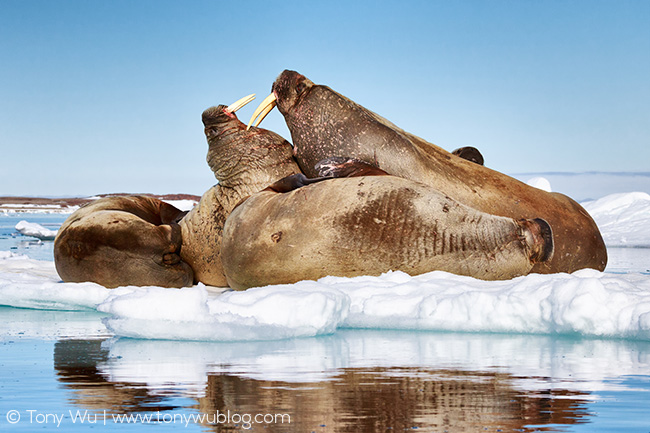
(54, 196), (194, 288)
(261, 70), (607, 274)
(177, 105), (301, 286)
(222, 176), (554, 290)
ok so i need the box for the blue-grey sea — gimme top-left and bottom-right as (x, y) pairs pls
(1, 213), (650, 432)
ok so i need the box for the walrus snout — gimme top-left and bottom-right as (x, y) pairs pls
(247, 70), (315, 129)
(203, 94), (256, 130)
(518, 218), (554, 264)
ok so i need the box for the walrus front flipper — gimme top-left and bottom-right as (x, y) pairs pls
(452, 147), (484, 166)
(265, 157), (391, 194)
(518, 218), (554, 264)
(265, 173), (342, 193)
(315, 156), (390, 178)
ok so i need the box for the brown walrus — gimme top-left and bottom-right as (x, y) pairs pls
(222, 170), (554, 290)
(177, 96), (302, 286)
(247, 70), (607, 274)
(54, 195), (194, 288)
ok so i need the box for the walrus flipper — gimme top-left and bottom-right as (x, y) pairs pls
(451, 147), (484, 166)
(518, 218), (554, 264)
(315, 156), (390, 178)
(266, 157), (391, 194)
(264, 173), (332, 193)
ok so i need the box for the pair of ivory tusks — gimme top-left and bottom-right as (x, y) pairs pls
(225, 92), (277, 129)
(246, 93), (277, 130)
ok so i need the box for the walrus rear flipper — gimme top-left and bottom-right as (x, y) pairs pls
(518, 218), (554, 264)
(451, 147), (484, 166)
(315, 156), (390, 178)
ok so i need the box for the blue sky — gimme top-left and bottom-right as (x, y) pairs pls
(1, 0), (648, 196)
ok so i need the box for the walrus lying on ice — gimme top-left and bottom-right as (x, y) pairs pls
(54, 195), (194, 288)
(247, 70), (607, 274)
(222, 161), (553, 290)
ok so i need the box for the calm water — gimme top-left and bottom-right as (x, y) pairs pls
(1, 214), (650, 432)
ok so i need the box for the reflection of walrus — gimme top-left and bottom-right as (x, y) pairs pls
(54, 195), (194, 288)
(248, 70), (607, 274)
(222, 172), (553, 290)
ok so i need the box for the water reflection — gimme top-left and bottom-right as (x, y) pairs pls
(52, 331), (642, 432)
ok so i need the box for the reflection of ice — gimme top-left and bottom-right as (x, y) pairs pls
(95, 331), (650, 398)
(0, 306), (109, 339)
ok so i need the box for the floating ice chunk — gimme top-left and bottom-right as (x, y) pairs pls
(97, 282), (349, 341)
(582, 192), (650, 247)
(15, 220), (58, 240)
(526, 176), (552, 192)
(162, 199), (198, 211)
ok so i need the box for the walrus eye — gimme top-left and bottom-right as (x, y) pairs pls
(296, 81), (307, 95)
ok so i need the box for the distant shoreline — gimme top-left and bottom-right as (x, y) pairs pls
(0, 193), (200, 214)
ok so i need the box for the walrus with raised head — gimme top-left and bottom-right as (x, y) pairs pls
(247, 70), (607, 275)
(177, 96), (302, 286)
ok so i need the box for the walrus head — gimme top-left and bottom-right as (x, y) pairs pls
(202, 94), (299, 190)
(247, 70), (417, 177)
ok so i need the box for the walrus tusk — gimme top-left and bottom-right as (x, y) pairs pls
(247, 93), (277, 130)
(226, 93), (256, 113)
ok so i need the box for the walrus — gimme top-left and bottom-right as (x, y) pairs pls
(221, 171), (554, 290)
(247, 70), (607, 274)
(54, 195), (194, 288)
(177, 95), (302, 286)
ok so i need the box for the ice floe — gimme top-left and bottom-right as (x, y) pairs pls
(1, 252), (649, 342)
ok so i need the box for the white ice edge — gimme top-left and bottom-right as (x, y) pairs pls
(1, 251), (650, 342)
